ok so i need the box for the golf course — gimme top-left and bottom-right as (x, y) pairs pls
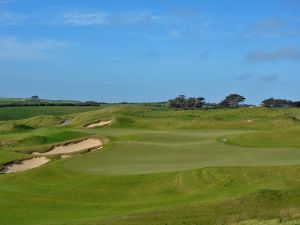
(1, 105), (300, 225)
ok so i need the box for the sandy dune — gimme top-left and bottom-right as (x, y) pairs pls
(33, 138), (103, 156)
(1, 157), (50, 174)
(86, 120), (112, 128)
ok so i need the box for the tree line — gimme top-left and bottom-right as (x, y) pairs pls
(0, 96), (101, 107)
(168, 94), (300, 109)
(261, 98), (300, 108)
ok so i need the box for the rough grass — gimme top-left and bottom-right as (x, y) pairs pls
(234, 219), (300, 225)
(71, 105), (299, 130)
(2, 165), (300, 225)
(0, 115), (63, 132)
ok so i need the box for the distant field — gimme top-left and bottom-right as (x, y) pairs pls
(0, 98), (81, 103)
(1, 105), (300, 225)
(0, 106), (103, 121)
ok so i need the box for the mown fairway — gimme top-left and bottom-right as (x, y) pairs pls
(1, 105), (300, 225)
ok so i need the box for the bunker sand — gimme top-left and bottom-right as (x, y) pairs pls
(85, 120), (112, 128)
(33, 138), (103, 156)
(1, 157), (50, 174)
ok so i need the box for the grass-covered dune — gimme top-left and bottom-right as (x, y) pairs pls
(1, 105), (300, 225)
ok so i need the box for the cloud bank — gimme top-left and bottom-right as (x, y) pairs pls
(246, 48), (300, 62)
(0, 37), (71, 61)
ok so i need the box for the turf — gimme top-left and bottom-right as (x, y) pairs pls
(64, 128), (300, 175)
(0, 106), (103, 121)
(1, 105), (300, 225)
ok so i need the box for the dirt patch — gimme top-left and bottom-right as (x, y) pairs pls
(85, 120), (112, 128)
(1, 157), (50, 174)
(0, 141), (12, 146)
(33, 138), (103, 156)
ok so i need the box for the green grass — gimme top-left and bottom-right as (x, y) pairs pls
(225, 127), (300, 148)
(1, 105), (300, 225)
(0, 106), (103, 121)
(234, 219), (300, 225)
(62, 128), (300, 175)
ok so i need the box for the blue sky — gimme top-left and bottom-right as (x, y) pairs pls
(0, 0), (300, 104)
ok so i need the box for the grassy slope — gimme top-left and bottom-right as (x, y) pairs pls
(0, 105), (300, 224)
(1, 164), (300, 225)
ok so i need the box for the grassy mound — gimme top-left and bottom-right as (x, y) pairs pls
(226, 127), (300, 148)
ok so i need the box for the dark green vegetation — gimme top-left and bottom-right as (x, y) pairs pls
(1, 105), (300, 225)
(262, 98), (300, 108)
(0, 97), (102, 107)
(0, 106), (102, 120)
(168, 95), (205, 109)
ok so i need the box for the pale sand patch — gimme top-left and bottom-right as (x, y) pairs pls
(1, 157), (50, 174)
(85, 120), (112, 128)
(33, 138), (103, 156)
(59, 119), (71, 126)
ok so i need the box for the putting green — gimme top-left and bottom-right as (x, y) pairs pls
(62, 129), (300, 175)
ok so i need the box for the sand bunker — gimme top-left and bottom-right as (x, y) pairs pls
(33, 138), (103, 156)
(1, 157), (50, 174)
(85, 120), (112, 128)
(60, 119), (71, 126)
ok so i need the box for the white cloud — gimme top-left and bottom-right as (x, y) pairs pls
(61, 10), (161, 27)
(0, 0), (16, 4)
(63, 11), (109, 26)
(144, 33), (168, 41)
(119, 11), (161, 26)
(0, 37), (71, 61)
(0, 8), (162, 27)
(0, 10), (27, 25)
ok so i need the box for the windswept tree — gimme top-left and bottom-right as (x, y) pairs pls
(261, 98), (275, 108)
(292, 101), (300, 108)
(168, 95), (205, 109)
(168, 95), (186, 108)
(261, 98), (293, 108)
(219, 94), (245, 108)
(31, 95), (40, 101)
(194, 97), (205, 108)
(186, 97), (196, 109)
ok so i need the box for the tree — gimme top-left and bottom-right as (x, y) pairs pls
(186, 97), (196, 108)
(261, 98), (293, 108)
(194, 97), (205, 108)
(219, 94), (245, 108)
(292, 101), (300, 108)
(168, 95), (205, 109)
(31, 95), (39, 101)
(261, 98), (275, 108)
(84, 101), (101, 106)
(168, 95), (186, 108)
